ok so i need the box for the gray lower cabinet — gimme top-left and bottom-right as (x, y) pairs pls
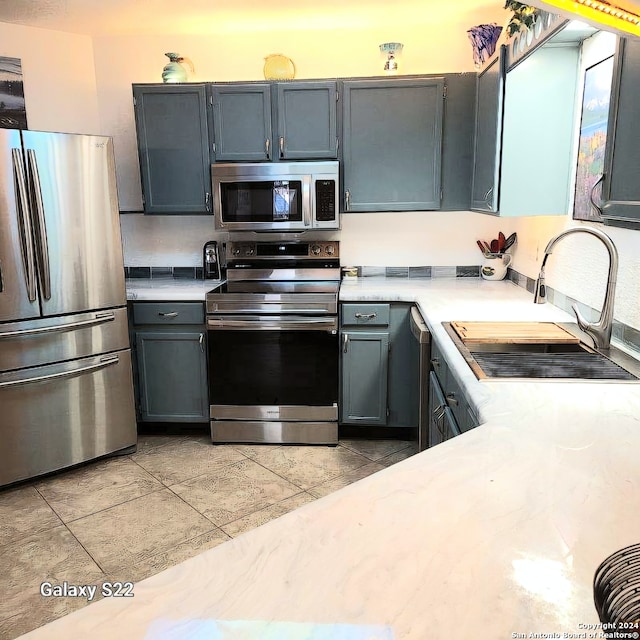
(210, 80), (338, 162)
(428, 338), (478, 446)
(131, 303), (208, 423)
(340, 303), (419, 428)
(602, 36), (640, 228)
(341, 330), (389, 425)
(341, 77), (445, 212)
(132, 84), (212, 214)
(428, 371), (460, 446)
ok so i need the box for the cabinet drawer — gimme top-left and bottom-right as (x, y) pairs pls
(443, 370), (466, 429)
(132, 302), (204, 325)
(430, 339), (447, 388)
(341, 304), (390, 327)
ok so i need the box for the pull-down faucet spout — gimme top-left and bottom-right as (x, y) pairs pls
(533, 227), (618, 350)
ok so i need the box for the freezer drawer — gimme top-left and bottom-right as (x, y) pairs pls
(0, 307), (130, 373)
(0, 349), (136, 487)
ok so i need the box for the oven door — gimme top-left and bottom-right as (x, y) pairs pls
(207, 315), (339, 444)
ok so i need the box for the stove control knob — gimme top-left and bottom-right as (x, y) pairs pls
(325, 244), (335, 256)
(310, 244), (322, 256)
(245, 247), (255, 256)
(232, 247), (241, 256)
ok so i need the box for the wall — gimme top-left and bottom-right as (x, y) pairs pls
(507, 31), (640, 332)
(0, 22), (100, 133)
(91, 14), (507, 212)
(3, 14), (639, 332)
(94, 7), (508, 270)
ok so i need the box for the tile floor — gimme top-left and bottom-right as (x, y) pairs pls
(0, 434), (417, 640)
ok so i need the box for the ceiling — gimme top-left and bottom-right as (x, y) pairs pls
(0, 0), (508, 36)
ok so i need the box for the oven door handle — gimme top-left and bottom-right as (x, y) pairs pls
(207, 317), (338, 332)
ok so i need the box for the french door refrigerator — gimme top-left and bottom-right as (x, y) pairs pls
(0, 129), (136, 487)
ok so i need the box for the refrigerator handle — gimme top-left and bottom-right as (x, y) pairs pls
(26, 149), (51, 300)
(11, 149), (38, 302)
(0, 311), (115, 340)
(0, 355), (120, 389)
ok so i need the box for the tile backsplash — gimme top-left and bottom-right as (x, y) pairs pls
(122, 259), (640, 356)
(125, 266), (204, 279)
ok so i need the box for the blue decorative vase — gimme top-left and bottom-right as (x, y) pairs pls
(467, 24), (503, 68)
(162, 53), (188, 83)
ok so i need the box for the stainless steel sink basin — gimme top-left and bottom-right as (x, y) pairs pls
(443, 322), (640, 382)
(468, 342), (590, 354)
(469, 350), (637, 380)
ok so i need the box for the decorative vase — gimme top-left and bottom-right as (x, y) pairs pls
(467, 24), (503, 68)
(481, 253), (512, 281)
(379, 42), (404, 74)
(263, 54), (296, 81)
(161, 53), (194, 83)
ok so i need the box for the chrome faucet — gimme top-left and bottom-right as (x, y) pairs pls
(533, 227), (618, 350)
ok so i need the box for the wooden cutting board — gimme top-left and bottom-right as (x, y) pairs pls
(450, 321), (580, 344)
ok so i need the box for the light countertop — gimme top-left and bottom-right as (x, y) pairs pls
(22, 277), (640, 639)
(125, 278), (222, 301)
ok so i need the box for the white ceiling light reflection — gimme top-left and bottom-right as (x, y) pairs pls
(512, 556), (574, 605)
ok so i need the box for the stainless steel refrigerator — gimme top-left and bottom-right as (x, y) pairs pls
(0, 129), (136, 488)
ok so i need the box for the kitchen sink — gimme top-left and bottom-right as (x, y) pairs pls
(468, 342), (590, 354)
(443, 322), (640, 382)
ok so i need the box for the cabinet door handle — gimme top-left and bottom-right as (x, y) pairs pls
(199, 332), (205, 352)
(590, 173), (604, 217)
(445, 393), (458, 408)
(342, 333), (349, 353)
(158, 311), (179, 318)
(265, 138), (271, 160)
(430, 358), (440, 367)
(434, 405), (446, 440)
(205, 192), (211, 211)
(279, 136), (284, 158)
(354, 312), (377, 320)
(345, 190), (351, 211)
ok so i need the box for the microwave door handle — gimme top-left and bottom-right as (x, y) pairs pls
(26, 149), (51, 300)
(303, 177), (312, 227)
(11, 149), (38, 302)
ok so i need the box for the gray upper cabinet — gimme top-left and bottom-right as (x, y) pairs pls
(275, 82), (338, 159)
(210, 80), (338, 162)
(210, 83), (272, 161)
(602, 37), (640, 228)
(341, 77), (445, 212)
(133, 84), (212, 214)
(470, 47), (505, 213)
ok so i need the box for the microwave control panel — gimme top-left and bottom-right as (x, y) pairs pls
(315, 180), (336, 222)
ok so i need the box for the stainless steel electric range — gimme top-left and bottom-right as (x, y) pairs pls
(206, 240), (340, 444)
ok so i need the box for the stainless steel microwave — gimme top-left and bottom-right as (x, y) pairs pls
(211, 161), (339, 232)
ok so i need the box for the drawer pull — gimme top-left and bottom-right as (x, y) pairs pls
(445, 393), (458, 408)
(158, 312), (179, 318)
(354, 312), (377, 320)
